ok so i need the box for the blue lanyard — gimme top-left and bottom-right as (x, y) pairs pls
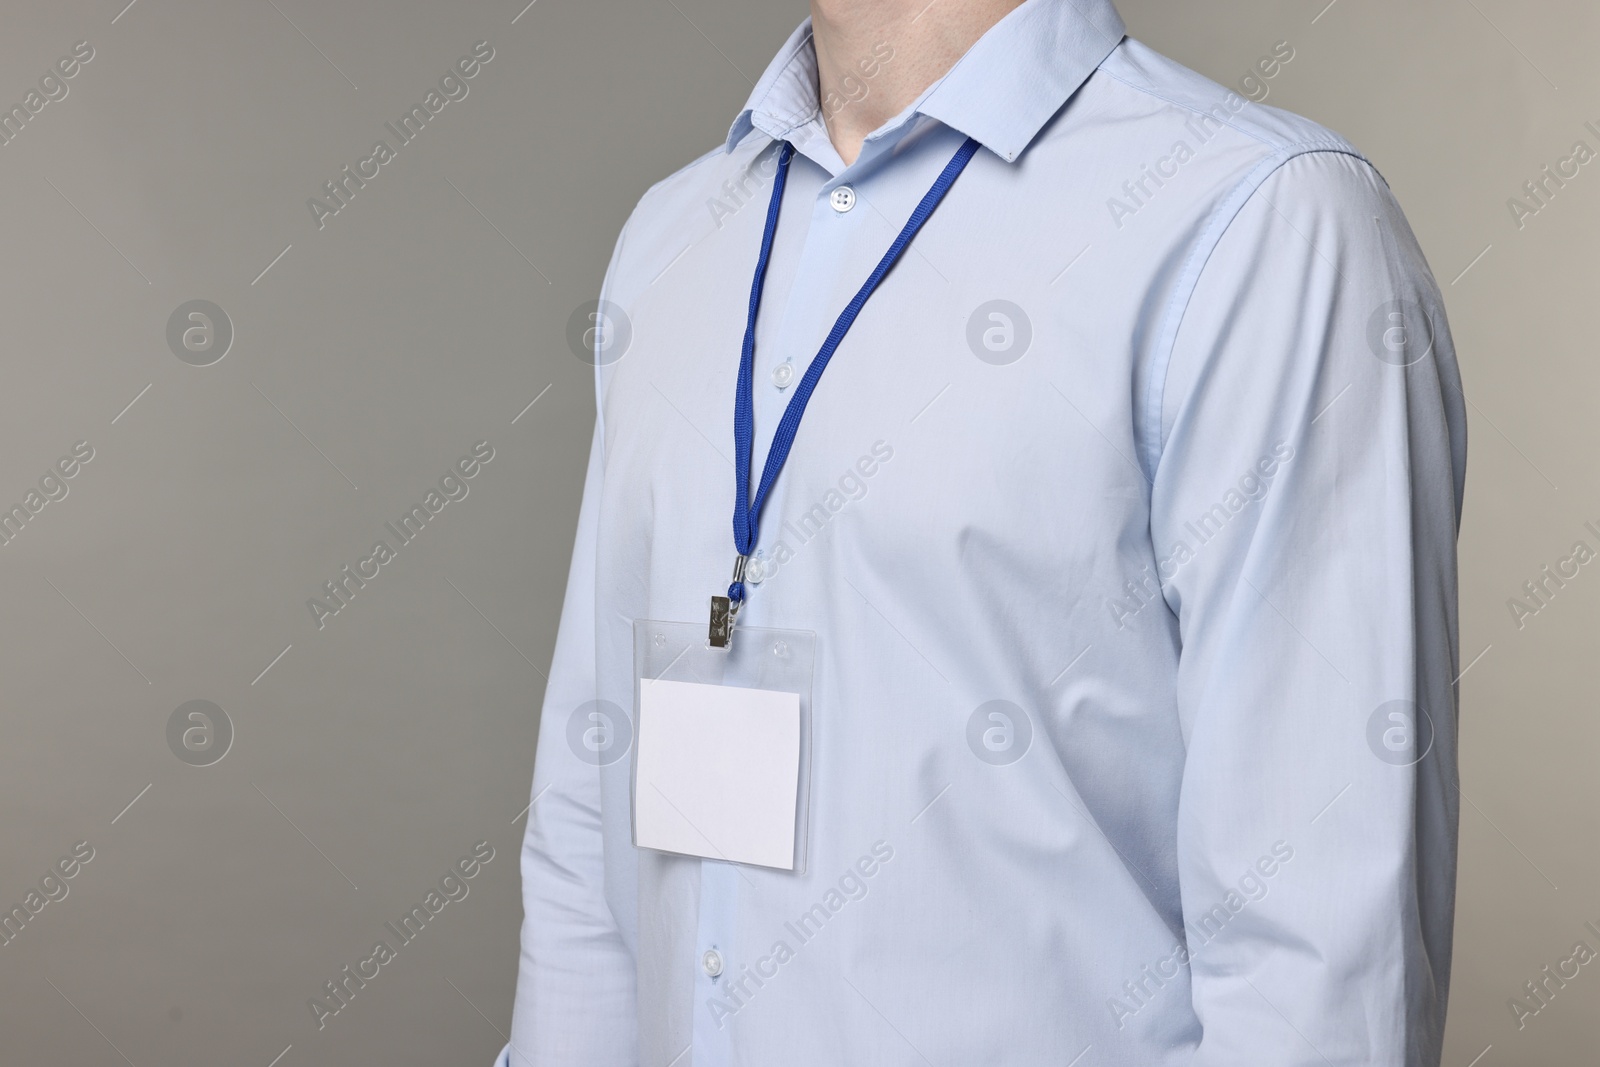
(715, 135), (980, 638)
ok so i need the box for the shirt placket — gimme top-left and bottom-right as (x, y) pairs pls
(742, 152), (871, 589)
(688, 145), (873, 1065)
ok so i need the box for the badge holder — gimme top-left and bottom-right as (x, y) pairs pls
(631, 619), (815, 874)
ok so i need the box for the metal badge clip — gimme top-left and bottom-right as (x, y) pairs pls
(708, 555), (748, 649)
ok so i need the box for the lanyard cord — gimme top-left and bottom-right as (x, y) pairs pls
(729, 135), (982, 604)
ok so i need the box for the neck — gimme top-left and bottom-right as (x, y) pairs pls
(809, 0), (1025, 165)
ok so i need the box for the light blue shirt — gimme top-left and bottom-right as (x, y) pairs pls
(503, 1), (1467, 1064)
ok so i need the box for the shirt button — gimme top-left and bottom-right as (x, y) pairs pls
(701, 949), (724, 978)
(771, 361), (795, 390)
(829, 186), (856, 213)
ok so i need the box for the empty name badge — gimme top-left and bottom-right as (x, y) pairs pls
(633, 677), (801, 870)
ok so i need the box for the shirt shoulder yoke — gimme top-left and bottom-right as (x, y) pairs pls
(1094, 38), (1360, 160)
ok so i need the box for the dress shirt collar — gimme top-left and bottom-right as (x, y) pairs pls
(725, 0), (1126, 164)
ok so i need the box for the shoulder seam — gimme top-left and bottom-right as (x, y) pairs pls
(1094, 65), (1280, 152)
(1137, 144), (1374, 483)
(635, 142), (728, 211)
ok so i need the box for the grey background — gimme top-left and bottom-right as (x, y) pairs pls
(0, 0), (1592, 1064)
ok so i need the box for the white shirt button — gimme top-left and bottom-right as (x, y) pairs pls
(745, 554), (766, 585)
(771, 361), (795, 389)
(829, 186), (856, 213)
(701, 949), (724, 977)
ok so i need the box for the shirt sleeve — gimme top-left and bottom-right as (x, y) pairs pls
(501, 232), (638, 1066)
(1149, 149), (1466, 1066)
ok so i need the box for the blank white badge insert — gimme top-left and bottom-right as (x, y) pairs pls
(634, 677), (801, 870)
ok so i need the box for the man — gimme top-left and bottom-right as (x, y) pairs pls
(502, 0), (1466, 1063)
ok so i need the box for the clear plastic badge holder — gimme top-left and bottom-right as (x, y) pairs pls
(631, 619), (815, 874)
